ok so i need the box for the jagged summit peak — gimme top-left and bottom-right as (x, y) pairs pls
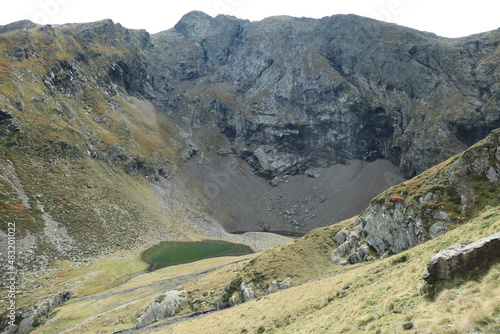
(178, 10), (213, 21)
(174, 10), (214, 39)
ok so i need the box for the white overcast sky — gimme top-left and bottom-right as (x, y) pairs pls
(1, 0), (499, 38)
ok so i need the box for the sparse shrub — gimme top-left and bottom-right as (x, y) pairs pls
(420, 278), (436, 300)
(257, 325), (266, 333)
(391, 254), (409, 264)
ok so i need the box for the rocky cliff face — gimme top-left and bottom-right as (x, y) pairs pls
(147, 11), (500, 178)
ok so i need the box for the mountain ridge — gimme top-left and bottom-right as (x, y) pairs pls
(0, 12), (499, 333)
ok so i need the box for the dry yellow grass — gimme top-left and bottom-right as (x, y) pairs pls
(153, 207), (500, 334)
(32, 253), (257, 333)
(26, 206), (499, 333)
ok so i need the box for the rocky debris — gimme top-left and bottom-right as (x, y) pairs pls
(330, 226), (369, 265)
(426, 232), (500, 280)
(0, 162), (31, 209)
(39, 201), (75, 254)
(181, 139), (199, 162)
(305, 169), (320, 178)
(0, 109), (13, 123)
(266, 277), (291, 294)
(267, 280), (279, 294)
(134, 290), (187, 329)
(278, 277), (291, 290)
(3, 291), (74, 334)
(220, 276), (291, 310)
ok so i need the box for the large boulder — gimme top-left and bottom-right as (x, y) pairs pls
(426, 232), (500, 280)
(135, 290), (187, 329)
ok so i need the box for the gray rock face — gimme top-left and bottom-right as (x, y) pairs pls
(330, 225), (369, 265)
(330, 128), (500, 265)
(5, 291), (74, 334)
(333, 229), (349, 246)
(135, 290), (187, 329)
(426, 232), (500, 280)
(146, 12), (500, 179)
(429, 223), (449, 239)
(267, 277), (291, 294)
(228, 295), (238, 307)
(278, 277), (291, 290)
(240, 282), (255, 302)
(360, 203), (426, 255)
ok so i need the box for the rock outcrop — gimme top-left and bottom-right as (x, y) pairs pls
(331, 128), (500, 264)
(134, 290), (187, 329)
(220, 276), (291, 309)
(3, 291), (74, 334)
(1, 13), (499, 262)
(330, 226), (370, 265)
(426, 232), (500, 280)
(240, 281), (255, 302)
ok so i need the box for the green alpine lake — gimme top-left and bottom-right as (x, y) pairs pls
(142, 240), (254, 271)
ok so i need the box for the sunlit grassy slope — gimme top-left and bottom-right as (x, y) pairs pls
(162, 207), (500, 334)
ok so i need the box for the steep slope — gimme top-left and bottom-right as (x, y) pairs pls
(159, 211), (500, 334)
(26, 137), (500, 333)
(145, 11), (500, 231)
(126, 128), (498, 329)
(1, 13), (499, 257)
(333, 127), (500, 264)
(0, 19), (219, 276)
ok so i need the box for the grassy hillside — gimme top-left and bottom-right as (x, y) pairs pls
(0, 20), (197, 269)
(161, 206), (500, 334)
(28, 206), (499, 333)
(0, 18), (499, 334)
(138, 130), (500, 332)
